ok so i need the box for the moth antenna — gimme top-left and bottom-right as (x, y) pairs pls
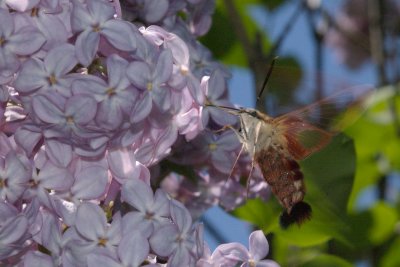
(257, 56), (279, 104)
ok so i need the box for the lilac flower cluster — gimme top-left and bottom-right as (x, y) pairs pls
(0, 0), (276, 266)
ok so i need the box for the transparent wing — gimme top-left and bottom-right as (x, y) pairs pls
(274, 115), (333, 160)
(275, 84), (376, 132)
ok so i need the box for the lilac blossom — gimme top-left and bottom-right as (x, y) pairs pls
(0, 151), (31, 203)
(14, 44), (78, 97)
(121, 178), (170, 238)
(0, 0), (279, 266)
(31, 93), (98, 140)
(149, 200), (202, 266)
(127, 48), (173, 112)
(121, 0), (169, 24)
(190, 130), (241, 174)
(12, 0), (71, 51)
(86, 232), (149, 267)
(107, 148), (150, 184)
(201, 69), (237, 127)
(71, 0), (137, 65)
(72, 54), (137, 130)
(0, 9), (45, 84)
(198, 230), (279, 267)
(63, 202), (122, 265)
(0, 201), (30, 261)
(22, 158), (74, 207)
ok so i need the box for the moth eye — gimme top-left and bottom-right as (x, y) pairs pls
(250, 111), (257, 117)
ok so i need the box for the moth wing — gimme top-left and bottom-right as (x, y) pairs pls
(277, 84), (375, 131)
(274, 115), (333, 160)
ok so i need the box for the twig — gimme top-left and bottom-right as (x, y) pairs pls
(264, 1), (305, 63)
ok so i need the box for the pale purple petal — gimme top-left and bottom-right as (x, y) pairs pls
(107, 54), (129, 89)
(0, 9), (14, 36)
(0, 215), (28, 243)
(71, 165), (108, 200)
(143, 0), (168, 23)
(170, 200), (192, 233)
(256, 260), (281, 267)
(249, 230), (269, 261)
(8, 26), (46, 55)
(45, 139), (72, 167)
(213, 242), (249, 262)
(122, 212), (153, 238)
(130, 93), (152, 123)
(87, 0), (115, 22)
(168, 248), (191, 267)
(208, 69), (226, 99)
(39, 161), (74, 190)
(65, 95), (97, 124)
(23, 251), (54, 267)
(75, 202), (106, 240)
(87, 253), (122, 267)
(40, 212), (62, 255)
(121, 178), (153, 211)
(72, 75), (107, 97)
(6, 0), (40, 12)
(44, 44), (77, 76)
(152, 189), (170, 216)
(164, 34), (189, 66)
(152, 86), (171, 111)
(96, 99), (123, 130)
(13, 58), (47, 94)
(118, 233), (149, 266)
(32, 95), (64, 124)
(102, 20), (137, 51)
(35, 14), (70, 50)
(154, 49), (173, 84)
(149, 224), (177, 257)
(71, 0), (94, 32)
(14, 124), (43, 156)
(75, 30), (100, 66)
(127, 61), (151, 89)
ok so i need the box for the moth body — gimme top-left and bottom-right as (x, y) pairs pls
(230, 107), (316, 228)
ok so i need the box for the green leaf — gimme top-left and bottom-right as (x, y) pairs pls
(260, 0), (288, 10)
(200, 8), (237, 60)
(380, 237), (400, 267)
(274, 133), (356, 246)
(301, 254), (353, 267)
(367, 201), (398, 245)
(344, 86), (400, 208)
(202, 1), (272, 66)
(231, 198), (281, 232)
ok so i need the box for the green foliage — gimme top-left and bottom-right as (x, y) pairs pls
(202, 0), (272, 66)
(301, 254), (353, 267)
(260, 0), (288, 11)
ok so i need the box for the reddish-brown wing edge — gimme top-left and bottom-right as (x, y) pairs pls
(274, 115), (334, 160)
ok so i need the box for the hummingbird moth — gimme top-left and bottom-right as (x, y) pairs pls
(207, 61), (373, 228)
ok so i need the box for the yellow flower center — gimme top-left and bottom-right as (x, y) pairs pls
(48, 74), (57, 85)
(98, 237), (108, 247)
(147, 82), (153, 91)
(208, 143), (217, 151)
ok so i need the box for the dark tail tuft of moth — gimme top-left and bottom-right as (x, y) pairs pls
(279, 201), (312, 229)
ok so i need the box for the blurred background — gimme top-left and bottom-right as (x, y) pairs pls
(200, 0), (400, 266)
